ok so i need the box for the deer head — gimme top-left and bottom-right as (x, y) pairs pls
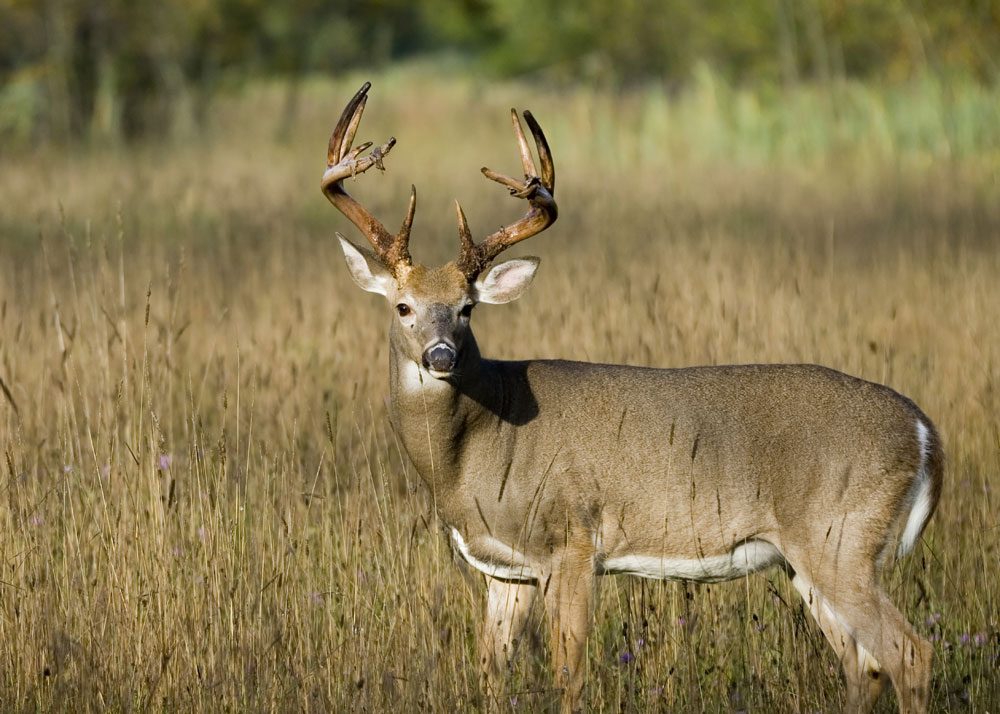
(322, 82), (557, 378)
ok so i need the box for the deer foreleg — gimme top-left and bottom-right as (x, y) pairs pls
(480, 578), (536, 711)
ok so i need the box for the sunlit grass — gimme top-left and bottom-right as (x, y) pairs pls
(0, 66), (998, 712)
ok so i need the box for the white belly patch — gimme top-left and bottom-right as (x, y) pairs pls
(450, 527), (782, 585)
(600, 540), (783, 583)
(450, 528), (537, 582)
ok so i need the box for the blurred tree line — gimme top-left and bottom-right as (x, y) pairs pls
(1, 0), (997, 144)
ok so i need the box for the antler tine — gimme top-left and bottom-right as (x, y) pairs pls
(456, 109), (557, 280)
(386, 185), (416, 268)
(328, 82), (368, 165)
(511, 109), (537, 179)
(400, 185), (417, 240)
(321, 82), (412, 277)
(523, 110), (554, 192)
(339, 95), (366, 161)
(480, 167), (524, 193)
(455, 201), (475, 255)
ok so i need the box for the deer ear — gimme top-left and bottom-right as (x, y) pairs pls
(338, 235), (395, 296)
(475, 257), (540, 304)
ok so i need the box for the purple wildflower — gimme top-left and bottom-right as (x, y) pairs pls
(159, 454), (172, 469)
(619, 652), (635, 664)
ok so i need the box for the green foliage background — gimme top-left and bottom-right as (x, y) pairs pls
(1, 0), (998, 144)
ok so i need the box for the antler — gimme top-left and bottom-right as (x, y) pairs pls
(456, 109), (557, 280)
(321, 82), (413, 277)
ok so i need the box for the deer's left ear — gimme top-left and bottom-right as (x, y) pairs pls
(475, 257), (540, 304)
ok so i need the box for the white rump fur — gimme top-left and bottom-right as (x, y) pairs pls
(898, 420), (934, 556)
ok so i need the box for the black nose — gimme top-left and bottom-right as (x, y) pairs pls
(422, 343), (457, 373)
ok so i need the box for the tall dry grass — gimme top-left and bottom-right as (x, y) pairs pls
(0, 66), (998, 712)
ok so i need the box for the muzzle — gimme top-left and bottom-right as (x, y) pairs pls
(422, 343), (457, 374)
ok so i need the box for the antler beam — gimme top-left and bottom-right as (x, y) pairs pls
(456, 109), (558, 280)
(321, 82), (413, 277)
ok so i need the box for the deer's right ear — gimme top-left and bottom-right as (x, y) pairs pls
(338, 235), (395, 296)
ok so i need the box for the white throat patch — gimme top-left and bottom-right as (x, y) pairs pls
(398, 359), (450, 394)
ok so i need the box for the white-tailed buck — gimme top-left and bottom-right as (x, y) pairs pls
(321, 83), (943, 714)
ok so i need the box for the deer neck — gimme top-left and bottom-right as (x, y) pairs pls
(388, 324), (493, 490)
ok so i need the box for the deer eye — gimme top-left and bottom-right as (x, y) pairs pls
(459, 304), (474, 318)
(396, 303), (411, 317)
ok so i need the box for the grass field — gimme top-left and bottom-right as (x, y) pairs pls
(1, 65), (998, 712)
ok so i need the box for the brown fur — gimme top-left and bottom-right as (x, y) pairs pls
(398, 263), (468, 302)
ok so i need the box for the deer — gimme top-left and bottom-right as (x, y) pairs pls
(320, 82), (943, 714)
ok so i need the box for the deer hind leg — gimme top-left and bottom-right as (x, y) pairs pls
(790, 564), (932, 714)
(542, 552), (595, 714)
(791, 572), (886, 713)
(854, 589), (932, 714)
(480, 578), (537, 711)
